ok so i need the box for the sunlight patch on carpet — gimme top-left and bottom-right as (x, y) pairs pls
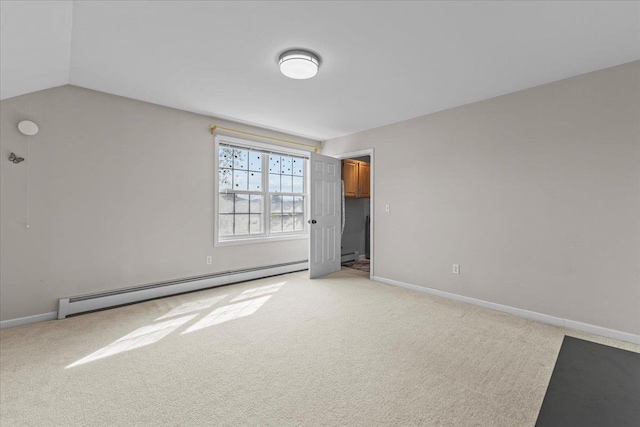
(182, 296), (272, 334)
(156, 295), (227, 321)
(66, 314), (197, 368)
(230, 282), (285, 302)
(65, 280), (285, 368)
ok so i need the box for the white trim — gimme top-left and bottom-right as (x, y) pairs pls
(562, 319), (640, 344)
(0, 312), (57, 329)
(372, 275), (640, 345)
(2, 263), (308, 328)
(341, 251), (359, 263)
(215, 233), (308, 247)
(334, 148), (374, 280)
(59, 261), (308, 319)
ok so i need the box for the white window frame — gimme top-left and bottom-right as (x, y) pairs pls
(214, 134), (310, 247)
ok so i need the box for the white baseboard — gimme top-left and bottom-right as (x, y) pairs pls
(59, 261), (308, 319)
(0, 312), (57, 329)
(372, 275), (640, 345)
(2, 261), (308, 329)
(341, 252), (359, 263)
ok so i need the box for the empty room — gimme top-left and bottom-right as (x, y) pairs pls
(1, 1), (638, 426)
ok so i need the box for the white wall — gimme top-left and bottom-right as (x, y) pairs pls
(323, 61), (640, 335)
(0, 85), (320, 321)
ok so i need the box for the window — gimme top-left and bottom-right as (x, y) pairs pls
(216, 135), (308, 245)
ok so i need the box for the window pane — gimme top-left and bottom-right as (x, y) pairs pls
(283, 214), (294, 232)
(233, 170), (248, 191)
(219, 147), (233, 168)
(219, 142), (307, 241)
(269, 155), (280, 173)
(269, 174), (280, 192)
(250, 195), (263, 213)
(270, 214), (282, 232)
(292, 158), (304, 176)
(219, 214), (234, 236)
(248, 172), (262, 191)
(292, 176), (304, 193)
(283, 196), (294, 213)
(280, 156), (292, 175)
(249, 151), (262, 172)
(235, 194), (249, 213)
(250, 214), (262, 234)
(219, 169), (232, 191)
(234, 149), (248, 170)
(270, 195), (282, 214)
(219, 194), (234, 213)
(235, 214), (249, 235)
(281, 175), (293, 193)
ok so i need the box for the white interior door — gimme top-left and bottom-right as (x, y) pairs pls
(309, 152), (341, 278)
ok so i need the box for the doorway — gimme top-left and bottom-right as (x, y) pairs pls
(336, 149), (374, 279)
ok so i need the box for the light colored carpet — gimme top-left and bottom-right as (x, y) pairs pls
(1, 268), (638, 426)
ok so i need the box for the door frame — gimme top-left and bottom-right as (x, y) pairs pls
(335, 148), (374, 279)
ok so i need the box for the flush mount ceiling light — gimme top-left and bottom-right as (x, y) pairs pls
(278, 49), (320, 80)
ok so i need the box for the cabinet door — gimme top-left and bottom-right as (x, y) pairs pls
(342, 160), (358, 198)
(358, 162), (370, 198)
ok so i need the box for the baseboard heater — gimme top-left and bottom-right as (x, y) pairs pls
(57, 260), (308, 319)
(341, 251), (359, 263)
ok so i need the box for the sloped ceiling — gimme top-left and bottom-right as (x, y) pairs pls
(2, 1), (639, 140)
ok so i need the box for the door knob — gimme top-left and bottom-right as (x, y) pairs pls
(308, 219), (317, 224)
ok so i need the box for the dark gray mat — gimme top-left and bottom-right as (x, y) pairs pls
(536, 335), (640, 427)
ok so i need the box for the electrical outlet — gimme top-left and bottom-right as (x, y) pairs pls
(452, 264), (460, 274)
(385, 204), (390, 212)
(206, 256), (212, 265)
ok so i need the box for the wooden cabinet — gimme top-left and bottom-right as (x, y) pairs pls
(358, 162), (370, 198)
(342, 159), (359, 198)
(342, 159), (370, 198)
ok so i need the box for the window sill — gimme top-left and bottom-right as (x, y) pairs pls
(215, 233), (309, 247)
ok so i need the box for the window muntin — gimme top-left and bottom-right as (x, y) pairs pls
(216, 139), (307, 243)
(218, 194), (263, 236)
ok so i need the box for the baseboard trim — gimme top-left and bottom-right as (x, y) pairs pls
(58, 261), (308, 319)
(372, 275), (640, 345)
(0, 312), (58, 329)
(2, 261), (308, 329)
(341, 252), (359, 263)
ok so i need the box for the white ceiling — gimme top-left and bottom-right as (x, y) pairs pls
(1, 1), (73, 100)
(2, 1), (639, 140)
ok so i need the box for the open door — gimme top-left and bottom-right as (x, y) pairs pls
(309, 152), (341, 278)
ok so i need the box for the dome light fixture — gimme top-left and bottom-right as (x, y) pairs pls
(18, 120), (39, 136)
(278, 49), (320, 80)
